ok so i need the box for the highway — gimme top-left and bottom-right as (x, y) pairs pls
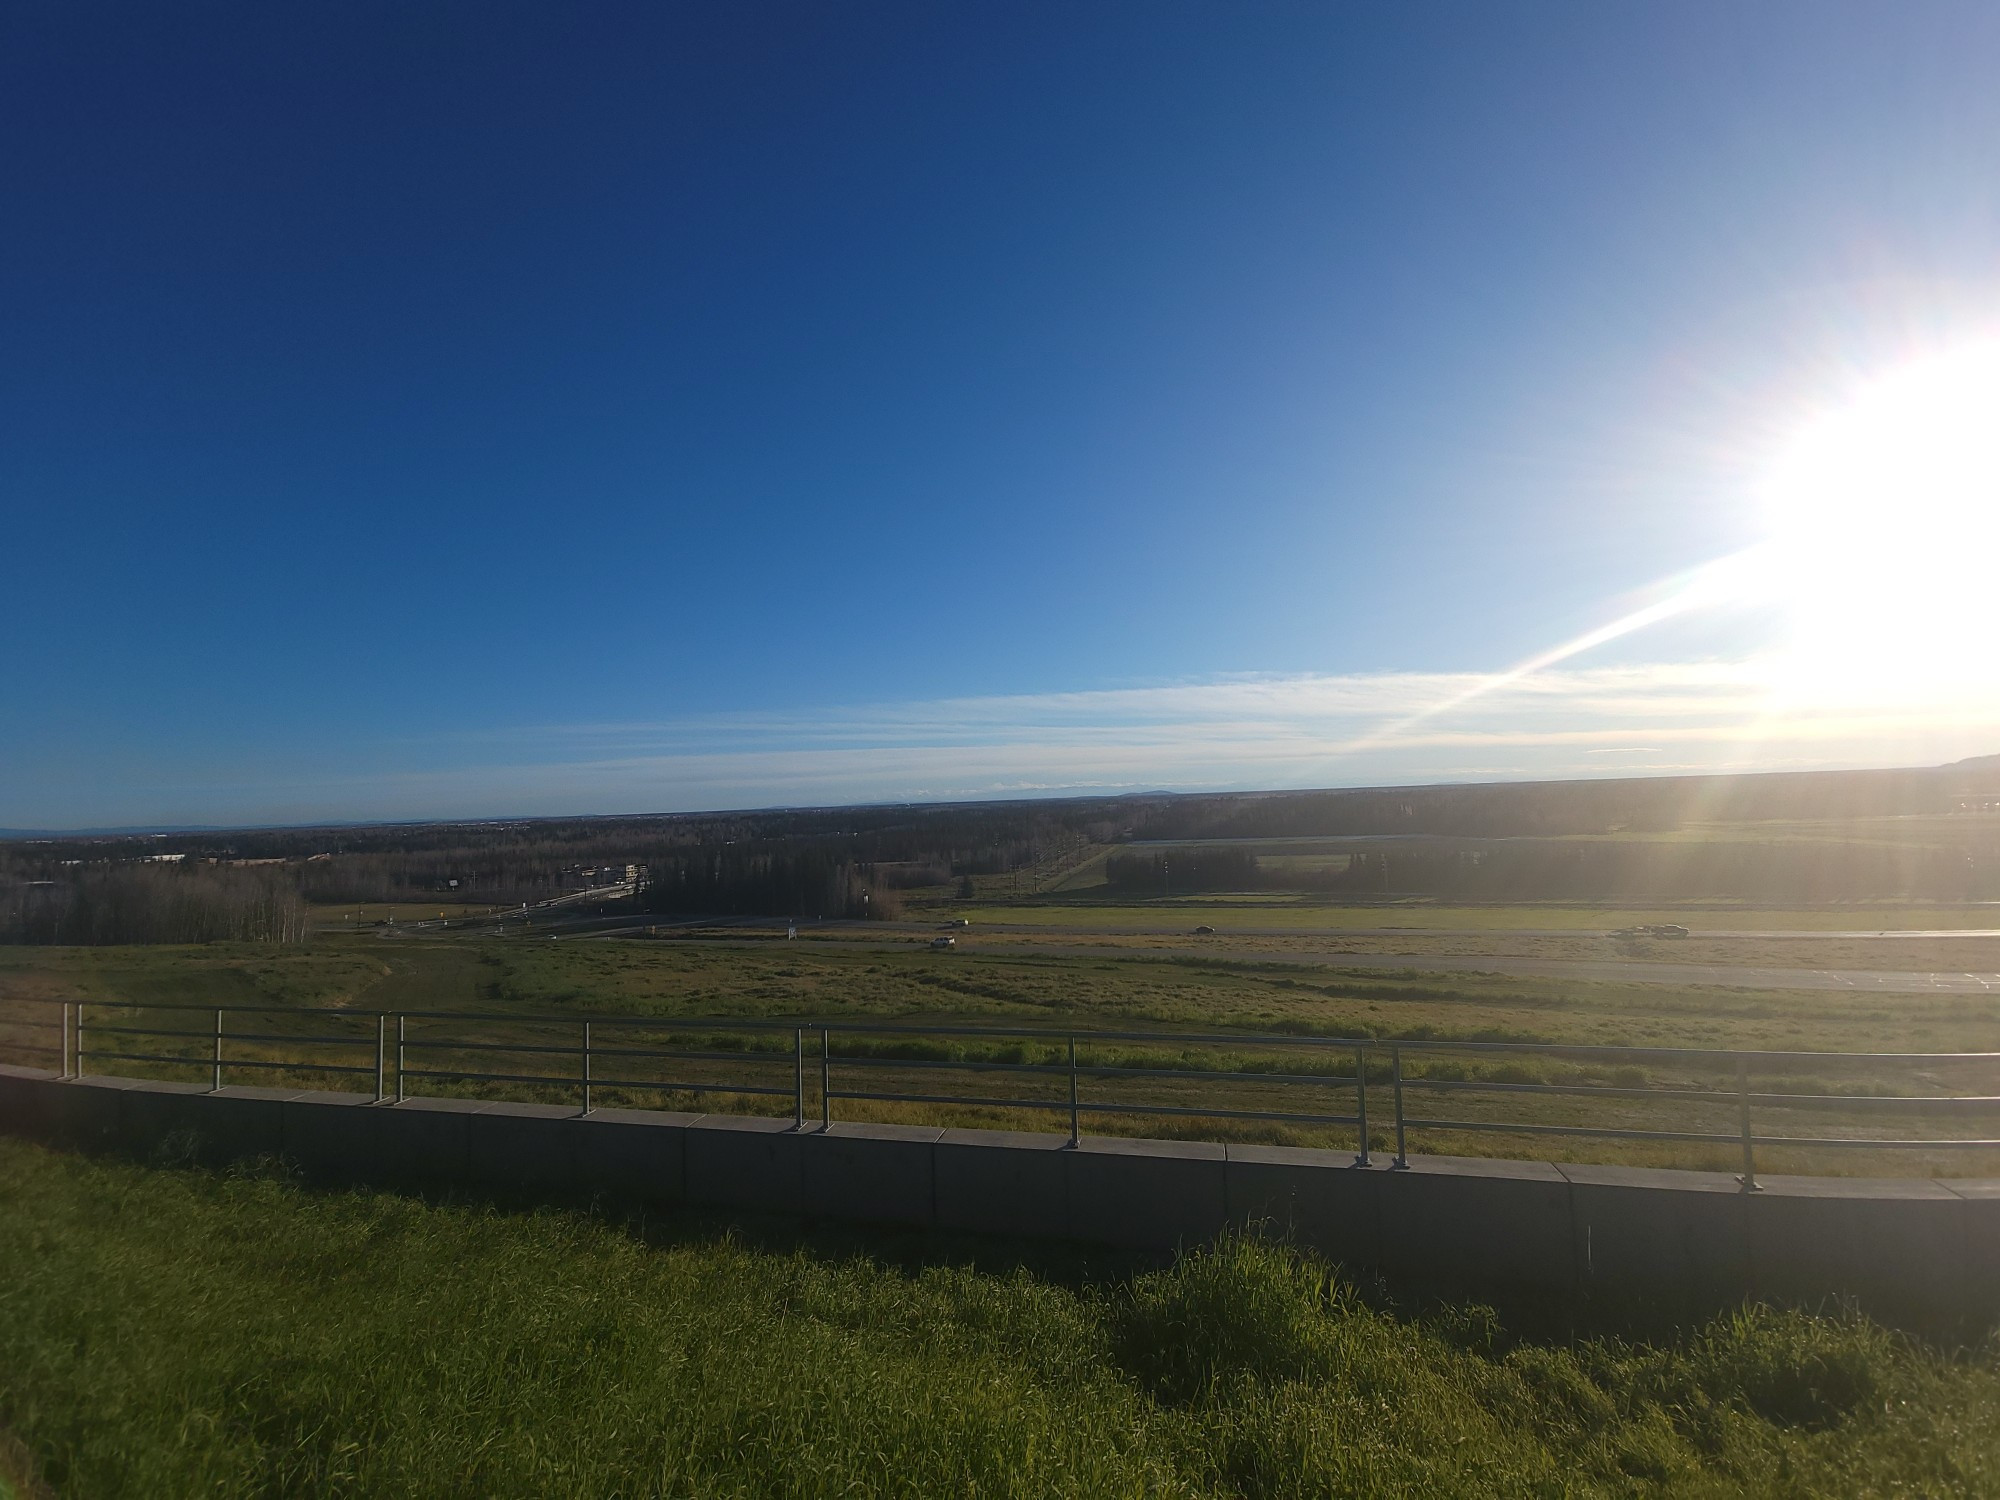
(874, 923), (2000, 941)
(380, 902), (2000, 993)
(951, 945), (2000, 993)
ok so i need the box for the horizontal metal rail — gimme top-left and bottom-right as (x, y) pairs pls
(24, 996), (2000, 1062)
(401, 1038), (590, 1059)
(1406, 1077), (1736, 1103)
(399, 1066), (587, 1088)
(1403, 1077), (2000, 1111)
(1748, 1093), (2000, 1113)
(828, 1084), (1364, 1131)
(826, 1088), (1069, 1113)
(400, 1039), (790, 1065)
(582, 1043), (790, 1063)
(1078, 1099), (1365, 1128)
(1745, 1134), (2000, 1150)
(590, 1077), (795, 1097)
(1402, 1117), (1745, 1146)
(204, 1057), (376, 1078)
(1076, 1063), (1363, 1089)
(835, 1055), (1067, 1077)
(82, 1049), (213, 1068)
(400, 1064), (794, 1097)
(10, 996), (2000, 1183)
(214, 1030), (375, 1048)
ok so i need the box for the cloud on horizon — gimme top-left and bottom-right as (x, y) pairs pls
(33, 657), (2000, 829)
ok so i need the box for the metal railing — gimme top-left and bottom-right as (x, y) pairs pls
(7, 997), (2000, 1186)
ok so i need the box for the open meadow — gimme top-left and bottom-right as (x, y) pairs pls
(10, 924), (2000, 1054)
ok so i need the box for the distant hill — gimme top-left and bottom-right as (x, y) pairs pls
(1131, 760), (1995, 843)
(1946, 753), (2000, 791)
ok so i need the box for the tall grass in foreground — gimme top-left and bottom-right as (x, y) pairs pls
(2, 1141), (1997, 1498)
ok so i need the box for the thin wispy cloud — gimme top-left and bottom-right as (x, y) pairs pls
(88, 656), (1993, 827)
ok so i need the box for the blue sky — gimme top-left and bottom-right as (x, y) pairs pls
(5, 3), (1999, 828)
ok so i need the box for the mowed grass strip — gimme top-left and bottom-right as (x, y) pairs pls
(4, 1140), (1999, 1497)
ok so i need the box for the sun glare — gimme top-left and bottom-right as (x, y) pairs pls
(1755, 339), (2000, 701)
(1346, 336), (2000, 745)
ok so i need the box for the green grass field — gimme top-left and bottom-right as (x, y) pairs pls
(7, 933), (1999, 1054)
(4, 1137), (1998, 1498)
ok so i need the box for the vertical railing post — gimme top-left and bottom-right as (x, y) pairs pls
(74, 1004), (84, 1080)
(375, 1014), (386, 1103)
(211, 1008), (224, 1092)
(1392, 1044), (1407, 1168)
(395, 1014), (406, 1104)
(1354, 1045), (1370, 1166)
(820, 1027), (831, 1131)
(62, 1001), (73, 1079)
(1067, 1035), (1079, 1147)
(1737, 1055), (1758, 1192)
(794, 1028), (805, 1129)
(582, 1020), (593, 1114)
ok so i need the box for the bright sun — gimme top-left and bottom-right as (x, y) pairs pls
(1755, 339), (2000, 700)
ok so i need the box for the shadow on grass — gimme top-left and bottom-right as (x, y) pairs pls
(154, 1134), (1955, 1361)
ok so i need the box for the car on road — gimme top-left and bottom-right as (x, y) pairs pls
(1191, 925), (1216, 936)
(929, 935), (956, 949)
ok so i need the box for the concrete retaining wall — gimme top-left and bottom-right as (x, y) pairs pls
(5, 1064), (1993, 1333)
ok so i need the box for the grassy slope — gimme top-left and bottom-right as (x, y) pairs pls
(3, 1139), (1998, 1498)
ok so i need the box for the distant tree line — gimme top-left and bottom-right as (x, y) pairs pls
(1105, 831), (2000, 902)
(1318, 842), (2000, 903)
(16, 802), (1120, 910)
(0, 865), (311, 946)
(1133, 764), (1999, 843)
(6, 759), (1998, 924)
(635, 847), (893, 919)
(1105, 848), (1261, 894)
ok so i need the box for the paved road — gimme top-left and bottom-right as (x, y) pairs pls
(891, 943), (2000, 993)
(1096, 948), (2000, 993)
(928, 923), (2000, 941)
(392, 909), (2000, 993)
(607, 929), (2000, 993)
(392, 904), (2000, 945)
